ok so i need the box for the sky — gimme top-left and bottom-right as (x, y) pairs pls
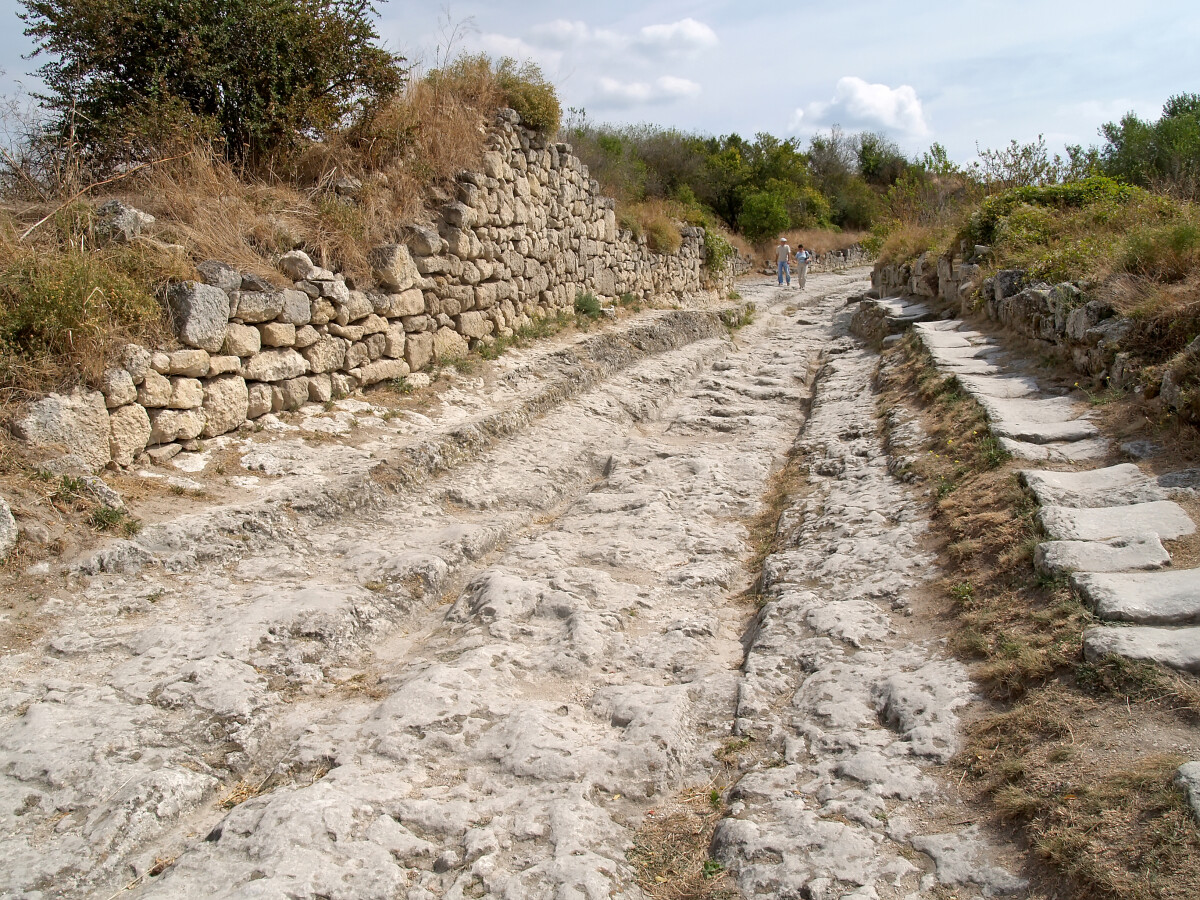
(0, 0), (1196, 164)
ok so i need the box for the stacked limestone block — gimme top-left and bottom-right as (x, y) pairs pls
(19, 109), (714, 471)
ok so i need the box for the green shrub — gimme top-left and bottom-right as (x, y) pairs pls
(738, 190), (790, 244)
(20, 0), (407, 164)
(574, 290), (601, 317)
(703, 229), (735, 270)
(496, 58), (560, 134)
(966, 176), (1139, 246)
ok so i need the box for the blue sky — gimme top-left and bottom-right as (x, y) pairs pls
(1, 0), (1196, 163)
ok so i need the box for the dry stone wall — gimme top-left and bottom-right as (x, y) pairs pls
(873, 251), (1173, 407)
(13, 109), (723, 472)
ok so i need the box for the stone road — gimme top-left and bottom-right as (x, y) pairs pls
(1, 274), (1025, 899)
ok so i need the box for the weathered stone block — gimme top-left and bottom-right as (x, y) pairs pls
(310, 298), (335, 325)
(433, 327), (469, 361)
(233, 290), (284, 323)
(208, 355), (241, 376)
(278, 289), (312, 325)
(260, 322), (296, 347)
(345, 342), (370, 370)
(301, 336), (347, 374)
(223, 323), (261, 357)
(370, 243), (421, 292)
(336, 291), (374, 325)
(122, 344), (151, 384)
(101, 368), (137, 408)
(359, 358), (410, 386)
(330, 372), (358, 396)
(108, 403), (152, 467)
(456, 310), (493, 339)
(196, 259), (242, 292)
(365, 333), (386, 360)
(294, 325), (320, 349)
(361, 314), (388, 335)
(148, 408), (205, 444)
(279, 249), (317, 281)
(246, 382), (272, 419)
(166, 349), (211, 377)
(202, 375), (249, 437)
(406, 331), (434, 371)
(137, 370), (172, 408)
(168, 282), (229, 353)
(241, 348), (308, 382)
(308, 373), (333, 403)
(372, 288), (425, 318)
(168, 377), (204, 409)
(384, 324), (406, 358)
(271, 377), (309, 412)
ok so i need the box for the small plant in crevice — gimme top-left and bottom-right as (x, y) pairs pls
(574, 290), (602, 318)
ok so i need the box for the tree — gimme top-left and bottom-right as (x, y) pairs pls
(1100, 93), (1200, 198)
(19, 0), (406, 163)
(737, 190), (789, 244)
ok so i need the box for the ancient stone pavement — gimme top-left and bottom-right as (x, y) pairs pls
(2, 273), (1026, 899)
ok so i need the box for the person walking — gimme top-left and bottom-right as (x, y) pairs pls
(776, 237), (792, 287)
(795, 243), (812, 290)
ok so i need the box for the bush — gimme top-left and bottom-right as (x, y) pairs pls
(574, 290), (601, 317)
(19, 0), (407, 164)
(703, 229), (735, 271)
(966, 176), (1139, 246)
(738, 190), (790, 244)
(495, 58), (560, 134)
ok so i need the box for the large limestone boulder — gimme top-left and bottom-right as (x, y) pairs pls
(406, 332), (434, 371)
(109, 403), (152, 466)
(201, 375), (249, 437)
(359, 358), (410, 386)
(373, 288), (425, 318)
(195, 259), (242, 292)
(136, 370), (172, 407)
(278, 250), (318, 281)
(168, 282), (230, 353)
(12, 389), (111, 471)
(370, 244), (421, 292)
(223, 323), (261, 358)
(301, 336), (347, 374)
(278, 289), (312, 325)
(233, 291), (284, 324)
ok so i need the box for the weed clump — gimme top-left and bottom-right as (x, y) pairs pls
(574, 291), (602, 318)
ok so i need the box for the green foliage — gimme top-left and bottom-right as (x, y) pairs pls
(966, 176), (1139, 246)
(19, 0), (407, 163)
(738, 190), (790, 243)
(1101, 93), (1200, 198)
(703, 229), (735, 271)
(574, 290), (601, 318)
(495, 58), (560, 133)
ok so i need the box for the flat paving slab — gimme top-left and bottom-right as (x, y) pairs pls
(1038, 500), (1196, 542)
(998, 436), (1111, 463)
(1083, 624), (1200, 673)
(1073, 569), (1200, 624)
(1020, 464), (1167, 508)
(1034, 534), (1170, 575)
(956, 375), (1040, 399)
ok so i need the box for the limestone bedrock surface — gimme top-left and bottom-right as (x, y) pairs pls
(0, 271), (1022, 899)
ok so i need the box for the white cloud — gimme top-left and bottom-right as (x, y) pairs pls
(529, 19), (624, 51)
(793, 76), (930, 137)
(634, 18), (719, 55)
(595, 75), (702, 108)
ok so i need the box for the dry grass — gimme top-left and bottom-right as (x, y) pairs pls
(880, 335), (1200, 899)
(628, 786), (739, 900)
(781, 227), (869, 256)
(875, 223), (956, 266)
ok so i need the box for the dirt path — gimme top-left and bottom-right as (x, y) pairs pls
(0, 271), (1028, 899)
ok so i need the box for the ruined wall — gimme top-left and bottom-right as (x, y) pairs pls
(13, 109), (726, 472)
(872, 252), (1190, 413)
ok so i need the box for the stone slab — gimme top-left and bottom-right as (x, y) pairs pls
(1073, 569), (1200, 625)
(998, 436), (1111, 463)
(917, 331), (973, 349)
(936, 357), (1006, 375)
(1034, 534), (1170, 576)
(1038, 501), (1196, 542)
(1020, 464), (1167, 508)
(1083, 624), (1200, 673)
(993, 419), (1099, 444)
(957, 375), (1040, 399)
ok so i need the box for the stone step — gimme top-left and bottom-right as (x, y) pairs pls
(1073, 569), (1200, 625)
(1034, 534), (1170, 576)
(1083, 624), (1200, 673)
(999, 436), (1111, 463)
(956, 374), (1039, 399)
(1020, 464), (1167, 508)
(1038, 500), (1196, 542)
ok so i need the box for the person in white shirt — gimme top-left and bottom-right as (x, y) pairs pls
(775, 238), (792, 287)
(795, 244), (812, 289)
